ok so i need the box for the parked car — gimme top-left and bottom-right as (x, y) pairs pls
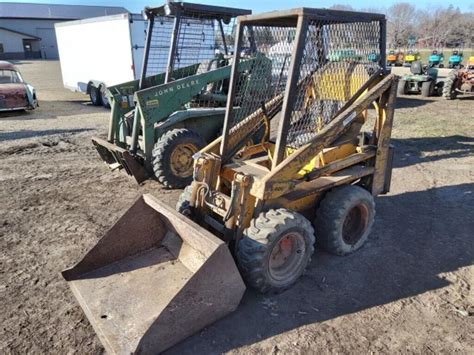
(0, 61), (38, 112)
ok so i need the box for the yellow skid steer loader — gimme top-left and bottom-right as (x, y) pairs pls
(63, 7), (396, 354)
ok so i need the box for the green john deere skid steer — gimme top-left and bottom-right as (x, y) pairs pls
(92, 2), (268, 188)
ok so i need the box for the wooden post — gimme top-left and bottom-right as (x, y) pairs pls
(372, 77), (397, 195)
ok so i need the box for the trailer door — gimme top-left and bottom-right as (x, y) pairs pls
(129, 14), (146, 80)
(55, 14), (136, 92)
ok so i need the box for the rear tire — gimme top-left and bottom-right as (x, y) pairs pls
(435, 81), (444, 96)
(442, 71), (458, 100)
(237, 209), (315, 294)
(89, 85), (102, 106)
(397, 80), (407, 96)
(314, 185), (375, 256)
(152, 128), (206, 189)
(421, 81), (432, 97)
(100, 85), (110, 109)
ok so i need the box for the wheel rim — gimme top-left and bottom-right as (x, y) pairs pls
(269, 231), (306, 283)
(342, 203), (369, 245)
(170, 143), (198, 178)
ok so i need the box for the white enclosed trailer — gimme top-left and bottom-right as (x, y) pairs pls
(55, 12), (217, 108)
(55, 13), (151, 107)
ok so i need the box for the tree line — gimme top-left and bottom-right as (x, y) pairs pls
(330, 3), (474, 49)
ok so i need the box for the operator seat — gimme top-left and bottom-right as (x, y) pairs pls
(410, 61), (423, 75)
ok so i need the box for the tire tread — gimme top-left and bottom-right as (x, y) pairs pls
(152, 128), (205, 189)
(237, 209), (315, 294)
(315, 185), (375, 256)
(442, 70), (458, 100)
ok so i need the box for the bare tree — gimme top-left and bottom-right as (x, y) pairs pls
(329, 4), (354, 11)
(328, 2), (474, 50)
(418, 6), (458, 47)
(386, 3), (417, 48)
(360, 7), (386, 14)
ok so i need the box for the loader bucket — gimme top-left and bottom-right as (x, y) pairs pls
(62, 194), (245, 354)
(92, 137), (148, 184)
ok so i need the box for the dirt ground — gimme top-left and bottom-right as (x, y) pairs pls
(0, 61), (473, 354)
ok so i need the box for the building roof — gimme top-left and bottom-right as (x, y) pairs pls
(0, 2), (129, 20)
(0, 26), (41, 39)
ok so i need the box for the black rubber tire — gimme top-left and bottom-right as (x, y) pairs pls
(176, 185), (194, 218)
(31, 94), (39, 109)
(314, 185), (375, 256)
(89, 85), (102, 106)
(435, 81), (444, 96)
(397, 80), (407, 96)
(152, 128), (206, 189)
(430, 80), (437, 96)
(421, 81), (432, 97)
(442, 71), (458, 100)
(237, 209), (315, 294)
(100, 85), (110, 109)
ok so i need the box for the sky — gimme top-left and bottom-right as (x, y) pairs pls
(3, 0), (474, 13)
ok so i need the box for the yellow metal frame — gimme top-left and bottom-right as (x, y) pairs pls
(189, 74), (398, 235)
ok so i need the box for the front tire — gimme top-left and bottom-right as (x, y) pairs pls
(314, 185), (375, 256)
(89, 85), (102, 106)
(421, 81), (433, 97)
(152, 128), (206, 189)
(237, 209), (315, 294)
(397, 80), (407, 96)
(31, 94), (39, 109)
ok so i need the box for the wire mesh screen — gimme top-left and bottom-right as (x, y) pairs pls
(146, 13), (237, 76)
(145, 12), (238, 107)
(226, 15), (382, 154)
(145, 16), (174, 76)
(287, 19), (381, 148)
(226, 25), (295, 150)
